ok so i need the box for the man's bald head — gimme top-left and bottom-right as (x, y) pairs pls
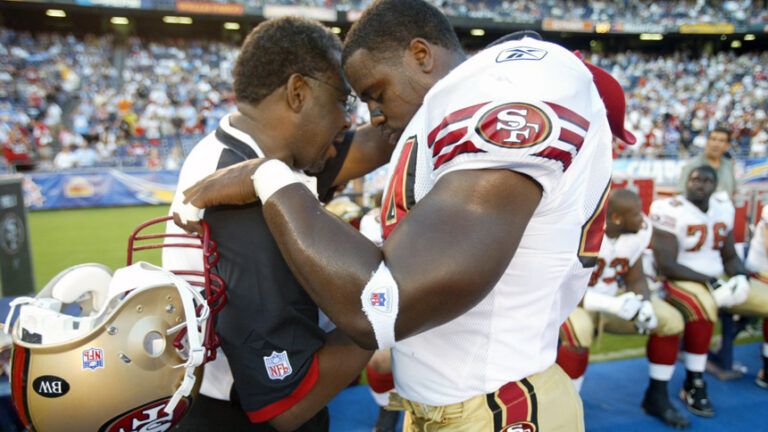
(608, 189), (641, 215)
(606, 189), (644, 236)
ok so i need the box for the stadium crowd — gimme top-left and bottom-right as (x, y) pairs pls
(0, 28), (238, 171)
(243, 0), (768, 25)
(1, 27), (767, 171)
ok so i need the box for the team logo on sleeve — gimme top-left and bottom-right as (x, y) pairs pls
(476, 103), (552, 148)
(264, 351), (293, 380)
(650, 213), (676, 230)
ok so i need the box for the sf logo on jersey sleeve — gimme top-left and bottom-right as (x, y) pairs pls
(476, 103), (552, 148)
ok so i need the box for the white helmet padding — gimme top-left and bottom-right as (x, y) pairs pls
(38, 263), (113, 314)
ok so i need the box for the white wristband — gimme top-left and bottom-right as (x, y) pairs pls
(361, 261), (400, 349)
(251, 159), (302, 203)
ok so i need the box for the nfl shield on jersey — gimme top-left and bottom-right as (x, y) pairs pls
(380, 36), (614, 406)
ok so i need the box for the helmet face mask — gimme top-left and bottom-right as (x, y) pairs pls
(5, 217), (225, 431)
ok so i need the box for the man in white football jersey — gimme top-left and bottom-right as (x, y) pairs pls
(557, 189), (688, 428)
(744, 205), (768, 389)
(651, 165), (768, 417)
(173, 0), (635, 429)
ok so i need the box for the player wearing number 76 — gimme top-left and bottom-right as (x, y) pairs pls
(651, 165), (768, 419)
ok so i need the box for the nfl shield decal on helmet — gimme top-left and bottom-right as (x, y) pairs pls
(476, 102), (552, 149)
(264, 351), (293, 380)
(82, 347), (104, 370)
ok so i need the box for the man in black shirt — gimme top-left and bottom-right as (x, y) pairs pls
(164, 17), (393, 431)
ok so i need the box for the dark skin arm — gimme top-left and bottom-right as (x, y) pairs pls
(652, 228), (719, 283)
(333, 124), (394, 187)
(180, 164), (542, 349)
(720, 231), (747, 276)
(624, 258), (651, 300)
(269, 330), (371, 431)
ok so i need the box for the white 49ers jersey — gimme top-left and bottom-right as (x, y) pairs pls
(747, 206), (768, 273)
(381, 36), (614, 406)
(589, 216), (652, 296)
(649, 195), (735, 277)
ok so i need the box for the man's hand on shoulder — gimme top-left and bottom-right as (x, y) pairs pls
(172, 158), (266, 233)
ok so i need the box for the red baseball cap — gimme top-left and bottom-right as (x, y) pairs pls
(573, 51), (636, 145)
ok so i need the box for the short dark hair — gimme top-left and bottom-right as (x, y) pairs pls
(708, 126), (732, 142)
(689, 164), (718, 185)
(234, 17), (341, 104)
(342, 0), (462, 65)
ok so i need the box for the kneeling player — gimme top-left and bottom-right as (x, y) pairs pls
(557, 189), (688, 428)
(742, 201), (768, 388)
(651, 165), (768, 417)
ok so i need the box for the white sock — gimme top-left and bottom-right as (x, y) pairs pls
(762, 343), (768, 358)
(649, 363), (675, 381)
(684, 352), (707, 373)
(572, 376), (584, 393)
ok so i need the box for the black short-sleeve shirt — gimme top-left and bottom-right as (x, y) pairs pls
(200, 123), (352, 420)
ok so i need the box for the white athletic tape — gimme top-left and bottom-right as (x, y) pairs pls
(251, 159), (303, 203)
(361, 262), (399, 349)
(171, 196), (203, 225)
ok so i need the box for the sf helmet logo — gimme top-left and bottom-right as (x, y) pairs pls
(500, 421), (537, 432)
(477, 103), (551, 148)
(102, 398), (190, 432)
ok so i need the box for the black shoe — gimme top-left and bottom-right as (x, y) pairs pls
(757, 369), (768, 389)
(642, 389), (690, 429)
(373, 407), (400, 432)
(679, 377), (714, 417)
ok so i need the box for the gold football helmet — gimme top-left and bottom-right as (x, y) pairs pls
(325, 196), (363, 223)
(3, 216), (226, 431)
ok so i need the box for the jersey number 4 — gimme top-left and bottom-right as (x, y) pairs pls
(578, 182), (610, 268)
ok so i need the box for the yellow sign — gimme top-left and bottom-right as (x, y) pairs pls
(679, 23), (734, 34)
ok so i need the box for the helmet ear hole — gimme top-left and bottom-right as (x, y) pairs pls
(143, 331), (166, 357)
(46, 264), (113, 315)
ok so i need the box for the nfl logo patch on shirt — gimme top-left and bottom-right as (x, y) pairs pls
(82, 347), (104, 370)
(264, 351), (293, 380)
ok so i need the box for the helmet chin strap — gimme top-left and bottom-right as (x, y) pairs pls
(164, 271), (210, 414)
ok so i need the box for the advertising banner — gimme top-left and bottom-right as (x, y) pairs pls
(679, 23), (735, 34)
(13, 169), (179, 210)
(542, 18), (593, 32)
(176, 1), (244, 15)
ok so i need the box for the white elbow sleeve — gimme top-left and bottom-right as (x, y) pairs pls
(361, 261), (399, 349)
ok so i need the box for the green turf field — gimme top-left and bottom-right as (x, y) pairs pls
(28, 205), (169, 288)
(24, 205), (760, 359)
